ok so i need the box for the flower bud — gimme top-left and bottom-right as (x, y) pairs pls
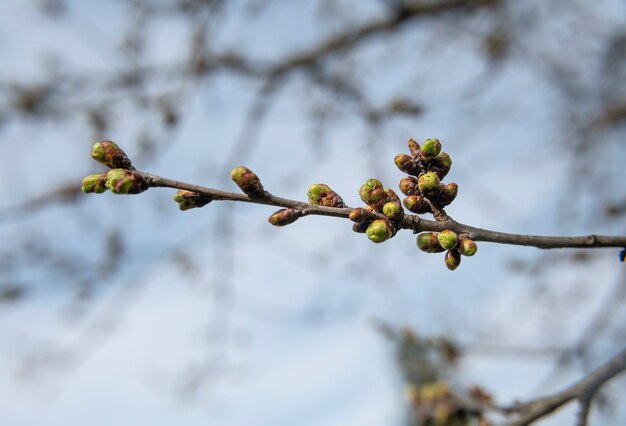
(81, 173), (108, 194)
(385, 188), (401, 204)
(416, 232), (444, 253)
(437, 230), (458, 250)
(394, 154), (420, 175)
(173, 189), (212, 211)
(438, 183), (458, 206)
(359, 178), (386, 206)
(105, 169), (149, 194)
(91, 141), (133, 169)
(445, 250), (462, 270)
(307, 183), (344, 207)
(430, 152), (452, 179)
(352, 222), (369, 233)
(399, 176), (420, 196)
(383, 201), (403, 220)
(366, 219), (393, 243)
(268, 208), (301, 226)
(417, 172), (441, 198)
(403, 195), (431, 214)
(419, 138), (441, 160)
(231, 166), (265, 198)
(349, 207), (373, 223)
(408, 138), (420, 157)
(458, 238), (478, 256)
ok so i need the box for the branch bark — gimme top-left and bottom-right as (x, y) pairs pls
(145, 172), (626, 250)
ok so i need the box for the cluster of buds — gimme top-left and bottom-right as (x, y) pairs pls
(406, 381), (483, 426)
(82, 141), (150, 196)
(173, 190), (212, 211)
(231, 166), (265, 198)
(349, 178), (405, 244)
(395, 138), (458, 213)
(307, 183), (344, 207)
(416, 230), (478, 270)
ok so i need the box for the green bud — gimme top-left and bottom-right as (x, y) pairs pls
(231, 166), (265, 198)
(416, 232), (444, 253)
(438, 183), (458, 206)
(445, 250), (462, 271)
(173, 189), (212, 211)
(268, 208), (301, 226)
(349, 207), (373, 223)
(307, 183), (344, 207)
(403, 195), (431, 214)
(399, 176), (419, 196)
(81, 173), (108, 194)
(359, 178), (386, 206)
(458, 238), (478, 256)
(408, 138), (420, 157)
(105, 169), (148, 194)
(383, 201), (403, 220)
(430, 152), (452, 179)
(419, 138), (441, 159)
(417, 172), (441, 198)
(366, 219), (393, 243)
(437, 230), (458, 250)
(91, 141), (133, 169)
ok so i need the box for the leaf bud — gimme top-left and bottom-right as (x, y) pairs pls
(430, 152), (452, 179)
(416, 232), (444, 253)
(399, 176), (420, 196)
(173, 189), (212, 211)
(403, 195), (431, 214)
(366, 219), (393, 243)
(268, 208), (301, 226)
(437, 230), (459, 250)
(417, 172), (441, 198)
(307, 183), (344, 207)
(445, 250), (462, 270)
(81, 173), (108, 194)
(91, 141), (133, 169)
(383, 201), (403, 220)
(105, 169), (149, 194)
(408, 138), (420, 157)
(419, 138), (441, 160)
(231, 166), (265, 198)
(438, 183), (458, 206)
(458, 238), (478, 256)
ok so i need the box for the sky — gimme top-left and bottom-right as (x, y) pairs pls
(0, 1), (626, 425)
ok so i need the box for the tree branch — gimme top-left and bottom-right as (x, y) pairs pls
(145, 172), (626, 250)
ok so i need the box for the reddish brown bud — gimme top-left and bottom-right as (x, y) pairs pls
(458, 237), (478, 256)
(416, 232), (444, 253)
(408, 138), (420, 157)
(268, 208), (301, 226)
(231, 166), (265, 198)
(438, 183), (458, 206)
(403, 195), (431, 214)
(173, 190), (212, 211)
(105, 169), (149, 194)
(394, 154), (420, 175)
(430, 152), (452, 179)
(352, 222), (369, 233)
(445, 250), (462, 270)
(349, 208), (373, 223)
(307, 183), (344, 207)
(399, 176), (420, 196)
(91, 141), (133, 169)
(359, 178), (388, 210)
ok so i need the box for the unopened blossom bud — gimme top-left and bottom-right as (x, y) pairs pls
(307, 183), (344, 207)
(445, 250), (462, 270)
(394, 154), (420, 175)
(366, 219), (393, 243)
(231, 166), (264, 198)
(268, 208), (301, 226)
(438, 183), (458, 206)
(437, 230), (459, 250)
(417, 172), (441, 198)
(91, 141), (133, 169)
(458, 238), (478, 256)
(383, 201), (403, 220)
(173, 190), (212, 211)
(416, 232), (444, 253)
(81, 173), (108, 194)
(359, 178), (386, 206)
(349, 207), (373, 223)
(403, 195), (431, 214)
(419, 138), (441, 160)
(408, 138), (420, 157)
(399, 176), (420, 196)
(430, 152), (452, 179)
(105, 169), (149, 194)
(352, 222), (369, 233)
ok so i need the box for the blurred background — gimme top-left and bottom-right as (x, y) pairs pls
(0, 0), (625, 425)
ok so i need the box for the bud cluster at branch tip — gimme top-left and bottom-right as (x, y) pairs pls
(416, 230), (478, 270)
(81, 173), (108, 194)
(91, 141), (133, 169)
(307, 183), (344, 207)
(231, 166), (265, 198)
(268, 208), (301, 226)
(173, 190), (212, 211)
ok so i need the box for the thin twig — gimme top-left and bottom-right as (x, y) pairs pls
(145, 172), (626, 249)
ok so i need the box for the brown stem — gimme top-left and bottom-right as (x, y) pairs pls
(145, 172), (626, 250)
